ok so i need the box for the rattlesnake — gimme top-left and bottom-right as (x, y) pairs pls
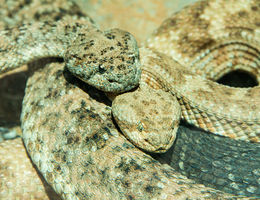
(0, 0), (259, 199)
(112, 0), (260, 153)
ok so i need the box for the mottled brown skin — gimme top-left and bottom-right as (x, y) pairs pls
(0, 0), (259, 199)
(0, 139), (61, 199)
(112, 0), (259, 154)
(19, 61), (248, 199)
(0, 19), (141, 93)
(143, 0), (260, 142)
(148, 0), (260, 77)
(112, 84), (181, 152)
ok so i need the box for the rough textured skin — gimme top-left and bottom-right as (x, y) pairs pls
(0, 0), (259, 199)
(145, 0), (260, 142)
(0, 139), (61, 199)
(65, 27), (141, 92)
(0, 0), (89, 126)
(112, 84), (181, 152)
(0, 15), (141, 93)
(147, 0), (260, 82)
(20, 62), (249, 199)
(0, 0), (183, 127)
(0, 0), (88, 29)
(112, 0), (259, 153)
(155, 125), (260, 197)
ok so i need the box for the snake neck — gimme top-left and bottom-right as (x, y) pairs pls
(139, 46), (260, 142)
(0, 17), (97, 74)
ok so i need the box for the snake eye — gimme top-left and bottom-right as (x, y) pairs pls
(65, 28), (141, 92)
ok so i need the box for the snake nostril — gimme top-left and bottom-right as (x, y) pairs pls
(217, 70), (258, 88)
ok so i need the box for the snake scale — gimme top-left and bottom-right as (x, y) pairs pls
(0, 0), (259, 199)
(111, 0), (260, 153)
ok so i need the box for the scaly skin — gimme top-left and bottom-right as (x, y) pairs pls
(0, 16), (141, 93)
(112, 0), (259, 153)
(19, 61), (251, 199)
(0, 0), (259, 199)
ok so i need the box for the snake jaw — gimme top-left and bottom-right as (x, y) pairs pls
(65, 28), (142, 93)
(112, 85), (181, 153)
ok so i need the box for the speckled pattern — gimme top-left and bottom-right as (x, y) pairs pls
(20, 62), (247, 199)
(0, 0), (260, 199)
(0, 2), (141, 93)
(0, 138), (61, 199)
(112, 81), (182, 153)
(116, 0), (260, 151)
(149, 0), (260, 142)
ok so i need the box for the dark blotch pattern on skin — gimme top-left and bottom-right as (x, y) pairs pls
(20, 62), (238, 199)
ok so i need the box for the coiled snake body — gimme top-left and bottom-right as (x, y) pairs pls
(0, 0), (259, 199)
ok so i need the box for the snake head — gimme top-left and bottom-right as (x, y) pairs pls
(65, 28), (141, 93)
